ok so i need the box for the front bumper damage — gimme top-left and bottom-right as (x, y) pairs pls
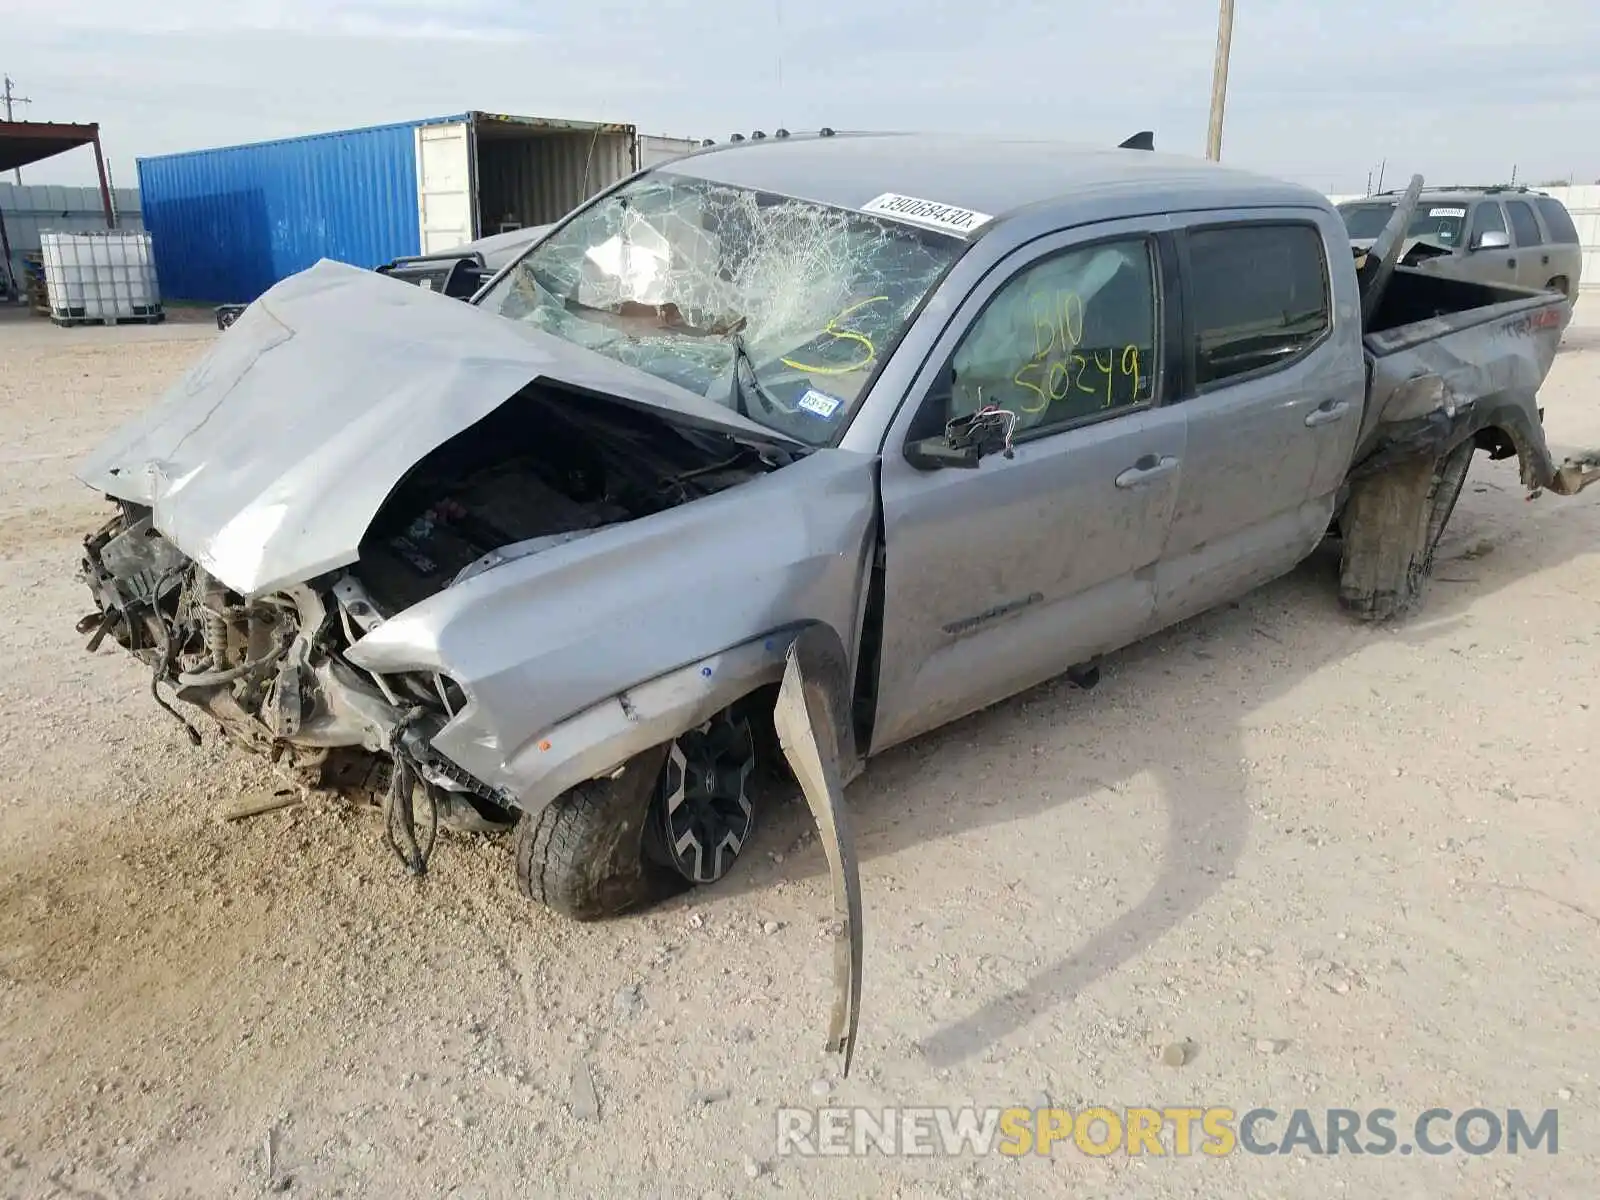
(77, 504), (496, 827)
(78, 504), (869, 1077)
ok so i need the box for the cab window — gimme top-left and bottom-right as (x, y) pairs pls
(1505, 200), (1544, 247)
(1534, 197), (1579, 244)
(945, 238), (1157, 434)
(1468, 201), (1508, 245)
(1186, 223), (1330, 387)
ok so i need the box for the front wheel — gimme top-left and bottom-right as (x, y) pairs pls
(512, 709), (760, 921)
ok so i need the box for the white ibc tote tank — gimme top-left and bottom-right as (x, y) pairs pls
(40, 230), (163, 325)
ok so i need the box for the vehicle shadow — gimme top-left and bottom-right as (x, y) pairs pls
(709, 467), (1597, 1067)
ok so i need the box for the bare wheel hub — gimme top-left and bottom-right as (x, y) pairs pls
(656, 712), (756, 884)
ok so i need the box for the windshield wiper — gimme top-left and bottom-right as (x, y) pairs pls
(726, 332), (782, 419)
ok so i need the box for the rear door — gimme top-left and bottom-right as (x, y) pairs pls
(872, 219), (1185, 752)
(415, 120), (478, 255)
(1503, 198), (1550, 290)
(1153, 211), (1363, 629)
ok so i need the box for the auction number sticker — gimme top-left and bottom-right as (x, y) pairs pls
(862, 193), (994, 236)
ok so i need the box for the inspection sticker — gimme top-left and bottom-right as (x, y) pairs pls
(1429, 207), (1467, 218)
(797, 389), (844, 418)
(861, 193), (994, 236)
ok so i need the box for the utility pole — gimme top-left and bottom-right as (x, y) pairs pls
(1205, 0), (1236, 161)
(3, 75), (34, 184)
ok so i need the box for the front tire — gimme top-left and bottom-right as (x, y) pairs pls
(513, 745), (687, 921)
(512, 707), (762, 921)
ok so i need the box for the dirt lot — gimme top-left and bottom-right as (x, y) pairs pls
(2, 303), (1598, 1199)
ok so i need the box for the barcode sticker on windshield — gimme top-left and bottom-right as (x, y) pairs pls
(1429, 207), (1467, 218)
(798, 389), (843, 418)
(862, 193), (994, 236)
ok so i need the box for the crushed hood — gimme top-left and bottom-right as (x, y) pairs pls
(76, 259), (795, 598)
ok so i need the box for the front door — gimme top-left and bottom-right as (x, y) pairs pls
(871, 224), (1185, 753)
(1153, 214), (1363, 629)
(1462, 200), (1517, 288)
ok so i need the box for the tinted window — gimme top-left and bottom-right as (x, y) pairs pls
(947, 238), (1157, 433)
(1188, 224), (1330, 387)
(1534, 197), (1579, 244)
(1468, 200), (1508, 244)
(1505, 200), (1544, 247)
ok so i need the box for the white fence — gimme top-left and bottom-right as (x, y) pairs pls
(0, 183), (144, 299)
(1329, 185), (1599, 292)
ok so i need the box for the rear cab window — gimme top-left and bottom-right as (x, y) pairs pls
(1184, 223), (1332, 388)
(1504, 200), (1545, 247)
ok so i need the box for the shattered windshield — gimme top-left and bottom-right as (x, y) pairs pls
(1338, 201), (1468, 247)
(477, 173), (965, 445)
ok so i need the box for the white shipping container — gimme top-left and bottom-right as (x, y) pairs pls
(638, 134), (702, 168)
(40, 230), (162, 323)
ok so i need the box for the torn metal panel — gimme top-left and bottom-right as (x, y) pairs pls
(1356, 174), (1423, 328)
(1356, 291), (1572, 490)
(343, 447), (880, 811)
(1547, 453), (1600, 497)
(75, 260), (800, 598)
(773, 627), (863, 1077)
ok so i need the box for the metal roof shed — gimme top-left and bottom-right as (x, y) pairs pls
(137, 111), (639, 303)
(0, 120), (117, 299)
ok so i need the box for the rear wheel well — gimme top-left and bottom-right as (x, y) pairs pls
(1474, 424), (1519, 461)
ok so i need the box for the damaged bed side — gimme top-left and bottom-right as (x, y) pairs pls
(1337, 285), (1599, 621)
(1332, 173), (1598, 622)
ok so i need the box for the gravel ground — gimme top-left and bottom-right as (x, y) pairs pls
(2, 303), (1598, 1199)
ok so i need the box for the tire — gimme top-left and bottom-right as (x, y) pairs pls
(512, 745), (688, 922)
(1421, 441), (1474, 571)
(1546, 276), (1570, 300)
(1338, 441), (1474, 622)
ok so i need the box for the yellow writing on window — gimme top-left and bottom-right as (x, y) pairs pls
(781, 295), (890, 376)
(1008, 290), (1146, 413)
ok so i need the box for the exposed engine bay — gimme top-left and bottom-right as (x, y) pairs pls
(356, 383), (777, 614)
(76, 385), (784, 810)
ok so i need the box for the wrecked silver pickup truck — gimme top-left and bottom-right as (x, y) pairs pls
(74, 136), (1596, 1074)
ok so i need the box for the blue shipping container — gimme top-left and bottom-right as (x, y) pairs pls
(138, 112), (638, 304)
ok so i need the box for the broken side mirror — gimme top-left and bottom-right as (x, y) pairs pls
(903, 406), (1018, 471)
(1471, 229), (1511, 251)
(904, 435), (984, 470)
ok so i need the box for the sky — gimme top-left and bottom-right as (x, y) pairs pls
(3, 0), (1597, 196)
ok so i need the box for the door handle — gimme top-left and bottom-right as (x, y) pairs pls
(1305, 400), (1351, 428)
(1114, 454), (1179, 489)
(1507, 257), (1517, 268)
(1542, 253), (1550, 266)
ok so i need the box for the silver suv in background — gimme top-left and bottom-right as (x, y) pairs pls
(1337, 186), (1583, 301)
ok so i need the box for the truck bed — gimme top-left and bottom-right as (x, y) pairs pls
(1351, 266), (1581, 489)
